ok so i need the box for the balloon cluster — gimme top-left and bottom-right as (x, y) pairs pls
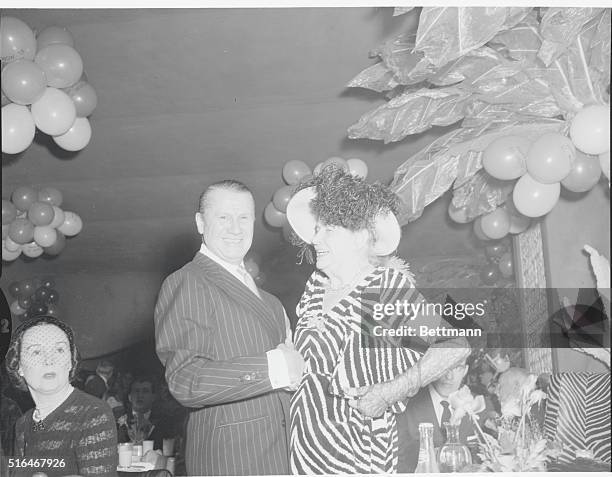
(450, 104), (610, 242)
(480, 239), (514, 286)
(265, 156), (369, 241)
(2, 186), (82, 261)
(7, 276), (60, 320)
(1, 17), (97, 154)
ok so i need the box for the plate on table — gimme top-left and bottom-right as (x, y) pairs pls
(117, 462), (155, 473)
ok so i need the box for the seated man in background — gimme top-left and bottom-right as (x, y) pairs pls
(396, 358), (483, 472)
(84, 360), (115, 400)
(116, 375), (181, 450)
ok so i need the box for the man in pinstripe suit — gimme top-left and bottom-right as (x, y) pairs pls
(155, 180), (304, 475)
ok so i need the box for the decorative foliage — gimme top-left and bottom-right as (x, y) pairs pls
(347, 7), (610, 224)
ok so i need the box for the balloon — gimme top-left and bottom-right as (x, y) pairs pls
(31, 87), (76, 136)
(263, 202), (286, 228)
(22, 241), (44, 258)
(38, 187), (63, 207)
(526, 133), (575, 184)
(30, 303), (48, 316)
(36, 26), (75, 50)
(0, 17), (36, 63)
(346, 158), (368, 178)
(8, 218), (35, 244)
(46, 289), (59, 304)
(272, 185), (295, 213)
(1, 59), (47, 105)
(63, 80), (97, 117)
(480, 208), (510, 240)
(34, 225), (58, 247)
(448, 203), (470, 224)
(2, 199), (17, 225)
(46, 304), (60, 317)
(498, 252), (514, 278)
(1, 225), (8, 240)
(244, 258), (259, 278)
(2, 246), (21, 261)
(485, 243), (507, 259)
(34, 44), (83, 88)
(482, 135), (530, 180)
(42, 277), (55, 289)
(18, 296), (32, 309)
(480, 265), (500, 285)
(44, 231), (66, 255)
(8, 281), (21, 297)
(508, 213), (531, 234)
(320, 156), (349, 173)
(282, 160), (311, 185)
(561, 150), (602, 192)
(4, 236), (21, 252)
(52, 117), (92, 151)
(1, 103), (36, 154)
(11, 186), (38, 211)
(49, 206), (65, 228)
(569, 104), (610, 155)
(20, 279), (36, 297)
(10, 300), (26, 315)
(28, 201), (55, 226)
(34, 286), (50, 302)
(512, 173), (560, 218)
(57, 211), (82, 236)
(473, 217), (490, 241)
(599, 151), (610, 182)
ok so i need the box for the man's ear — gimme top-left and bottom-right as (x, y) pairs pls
(195, 212), (205, 235)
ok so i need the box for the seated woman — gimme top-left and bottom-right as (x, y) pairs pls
(286, 165), (471, 474)
(5, 315), (118, 477)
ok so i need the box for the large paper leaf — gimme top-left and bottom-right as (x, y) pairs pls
(588, 9), (611, 80)
(452, 170), (513, 219)
(347, 61), (400, 92)
(393, 7), (415, 17)
(390, 118), (564, 223)
(371, 33), (436, 85)
(538, 7), (604, 66)
(348, 87), (469, 143)
(415, 7), (531, 67)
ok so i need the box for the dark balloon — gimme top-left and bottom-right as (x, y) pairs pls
(34, 287), (50, 302)
(43, 231), (66, 256)
(30, 303), (48, 316)
(480, 265), (500, 286)
(20, 279), (35, 297)
(18, 297), (32, 309)
(8, 281), (21, 297)
(46, 289), (59, 304)
(42, 277), (55, 288)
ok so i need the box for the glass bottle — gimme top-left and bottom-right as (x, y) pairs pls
(415, 422), (440, 473)
(438, 421), (472, 473)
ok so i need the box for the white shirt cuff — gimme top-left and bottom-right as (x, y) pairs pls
(266, 348), (291, 389)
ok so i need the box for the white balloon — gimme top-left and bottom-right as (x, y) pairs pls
(22, 241), (44, 257)
(57, 211), (83, 236)
(52, 117), (91, 151)
(346, 158), (368, 179)
(31, 87), (76, 135)
(1, 103), (36, 154)
(2, 245), (21, 261)
(4, 236), (21, 252)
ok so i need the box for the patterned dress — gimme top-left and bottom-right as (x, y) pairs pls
(290, 266), (430, 474)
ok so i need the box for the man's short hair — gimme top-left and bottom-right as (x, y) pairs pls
(198, 179), (253, 214)
(129, 374), (157, 394)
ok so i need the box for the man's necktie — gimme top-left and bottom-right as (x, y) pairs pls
(440, 399), (452, 438)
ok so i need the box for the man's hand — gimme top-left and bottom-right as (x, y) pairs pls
(345, 382), (392, 418)
(276, 342), (305, 390)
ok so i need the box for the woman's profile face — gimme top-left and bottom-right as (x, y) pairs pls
(311, 221), (369, 273)
(19, 324), (72, 395)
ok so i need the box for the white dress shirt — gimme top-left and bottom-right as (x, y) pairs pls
(199, 243), (293, 389)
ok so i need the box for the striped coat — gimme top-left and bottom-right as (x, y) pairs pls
(544, 372), (610, 464)
(155, 253), (290, 475)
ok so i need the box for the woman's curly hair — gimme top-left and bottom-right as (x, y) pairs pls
(289, 164), (401, 263)
(5, 315), (80, 391)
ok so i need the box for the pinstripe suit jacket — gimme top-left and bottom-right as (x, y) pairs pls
(154, 252), (290, 475)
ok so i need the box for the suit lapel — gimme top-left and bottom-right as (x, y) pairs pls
(191, 253), (281, 340)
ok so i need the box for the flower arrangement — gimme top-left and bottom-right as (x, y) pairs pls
(449, 369), (561, 472)
(117, 413), (154, 444)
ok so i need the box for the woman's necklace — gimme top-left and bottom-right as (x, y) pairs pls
(32, 385), (74, 431)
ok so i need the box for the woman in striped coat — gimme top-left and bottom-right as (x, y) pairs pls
(285, 166), (470, 474)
